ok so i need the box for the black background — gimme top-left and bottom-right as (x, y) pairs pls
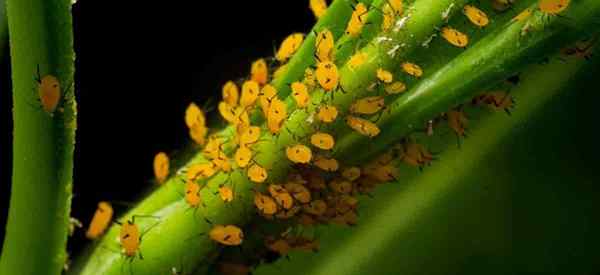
(0, 0), (312, 255)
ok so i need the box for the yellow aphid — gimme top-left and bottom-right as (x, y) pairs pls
(441, 27), (469, 48)
(153, 152), (169, 184)
(259, 84), (278, 117)
(313, 155), (339, 172)
(286, 144), (313, 164)
(219, 186), (234, 203)
(284, 183), (311, 204)
(209, 225), (244, 246)
(212, 152), (233, 173)
(376, 68), (393, 83)
(310, 132), (335, 150)
(185, 181), (202, 208)
(304, 68), (317, 89)
(350, 96), (385, 115)
(119, 220), (141, 257)
(38, 74), (61, 113)
(329, 179), (353, 194)
(512, 8), (532, 22)
(240, 80), (260, 108)
(276, 33), (304, 62)
(316, 104), (338, 123)
(463, 5), (489, 27)
(401, 62), (423, 78)
(219, 102), (249, 126)
(222, 81), (239, 106)
(234, 146), (253, 168)
(539, 0), (570, 14)
(310, 0), (328, 19)
(348, 52), (368, 70)
(203, 136), (224, 159)
(248, 163), (268, 183)
(382, 5), (395, 32)
(291, 81), (310, 108)
(86, 201), (113, 239)
(251, 58), (269, 85)
(345, 3), (369, 37)
(187, 162), (217, 181)
(185, 102), (205, 129)
(268, 184), (294, 209)
(239, 126), (261, 147)
(303, 200), (327, 216)
(189, 123), (208, 146)
(385, 81), (407, 94)
(315, 61), (339, 91)
(255, 192), (278, 215)
(346, 116), (381, 137)
(267, 97), (288, 134)
(342, 167), (361, 181)
(315, 28), (335, 62)
(447, 110), (468, 137)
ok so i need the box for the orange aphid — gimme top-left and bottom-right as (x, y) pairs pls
(313, 155), (339, 172)
(539, 0), (570, 14)
(291, 81), (310, 108)
(240, 80), (260, 108)
(345, 116), (381, 137)
(248, 163), (268, 183)
(284, 183), (311, 204)
(118, 219), (146, 257)
(209, 225), (244, 246)
(350, 96), (385, 115)
(212, 152), (233, 173)
(189, 123), (208, 146)
(342, 167), (361, 181)
(153, 152), (169, 184)
(345, 2), (369, 37)
(219, 102), (249, 126)
(259, 84), (277, 117)
(219, 186), (234, 203)
(310, 132), (335, 150)
(316, 104), (338, 123)
(38, 74), (61, 113)
(222, 81), (239, 106)
(315, 61), (339, 91)
(303, 200), (327, 216)
(276, 33), (304, 62)
(286, 144), (313, 164)
(376, 68), (393, 83)
(401, 62), (423, 78)
(251, 58), (269, 85)
(370, 164), (398, 182)
(268, 184), (294, 209)
(185, 181), (202, 208)
(255, 192), (278, 215)
(185, 102), (206, 129)
(203, 136), (225, 159)
(385, 81), (407, 95)
(463, 5), (489, 27)
(86, 201), (113, 239)
(398, 141), (434, 167)
(441, 27), (469, 48)
(267, 97), (287, 134)
(239, 126), (261, 147)
(187, 162), (217, 181)
(315, 28), (335, 62)
(234, 146), (253, 168)
(310, 0), (328, 19)
(447, 110), (468, 137)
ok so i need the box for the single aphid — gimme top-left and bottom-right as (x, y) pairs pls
(212, 152), (233, 173)
(401, 62), (423, 78)
(219, 186), (234, 203)
(185, 181), (202, 208)
(329, 179), (353, 194)
(239, 125), (261, 147)
(255, 192), (278, 215)
(315, 28), (335, 62)
(441, 26), (469, 48)
(248, 163), (268, 183)
(447, 110), (468, 137)
(267, 97), (288, 134)
(310, 0), (328, 19)
(345, 116), (381, 137)
(276, 33), (304, 62)
(203, 136), (225, 159)
(539, 0), (570, 15)
(382, 5), (395, 32)
(385, 81), (407, 94)
(350, 96), (385, 115)
(234, 146), (253, 168)
(463, 5), (489, 27)
(313, 155), (339, 172)
(303, 200), (327, 216)
(286, 144), (313, 164)
(310, 132), (335, 150)
(345, 2), (369, 37)
(209, 225), (244, 246)
(512, 8), (533, 22)
(187, 162), (217, 181)
(315, 61), (339, 91)
(185, 102), (205, 129)
(291, 81), (310, 108)
(36, 71), (62, 114)
(347, 52), (368, 70)
(269, 184), (295, 209)
(316, 104), (338, 123)
(189, 123), (208, 146)
(259, 84), (278, 117)
(388, 0), (403, 14)
(153, 152), (170, 184)
(342, 167), (361, 181)
(240, 80), (260, 108)
(251, 58), (269, 85)
(85, 201), (113, 239)
(376, 68), (393, 84)
(284, 183), (311, 204)
(222, 81), (239, 106)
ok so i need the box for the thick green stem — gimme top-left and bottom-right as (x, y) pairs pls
(0, 0), (75, 274)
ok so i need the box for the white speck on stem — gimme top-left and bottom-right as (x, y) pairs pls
(387, 45), (401, 57)
(442, 3), (455, 21)
(422, 34), (437, 48)
(375, 36), (393, 44)
(393, 15), (411, 33)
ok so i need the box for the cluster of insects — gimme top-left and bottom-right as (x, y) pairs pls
(66, 0), (586, 274)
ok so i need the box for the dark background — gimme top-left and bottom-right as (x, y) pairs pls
(0, 0), (312, 255)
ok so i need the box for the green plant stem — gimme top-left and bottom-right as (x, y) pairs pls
(0, 0), (75, 274)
